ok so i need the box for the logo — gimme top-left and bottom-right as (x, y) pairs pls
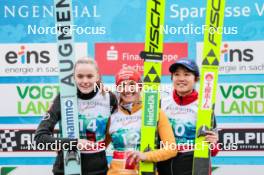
(202, 72), (214, 109)
(5, 45), (50, 64)
(202, 49), (219, 65)
(219, 128), (264, 151)
(208, 0), (222, 47)
(221, 43), (254, 63)
(0, 130), (18, 151)
(0, 129), (59, 152)
(42, 113), (50, 121)
(0, 167), (17, 175)
(144, 92), (158, 126)
(144, 66), (161, 83)
(95, 43), (188, 75)
(106, 46), (118, 60)
(64, 99), (76, 139)
(148, 0), (163, 52)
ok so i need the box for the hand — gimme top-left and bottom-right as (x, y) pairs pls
(205, 131), (218, 144)
(126, 151), (147, 166)
(77, 139), (94, 151)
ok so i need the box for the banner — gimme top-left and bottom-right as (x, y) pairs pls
(219, 128), (264, 151)
(212, 165), (264, 175)
(95, 43), (188, 75)
(215, 83), (264, 116)
(197, 41), (264, 74)
(0, 84), (59, 116)
(0, 166), (53, 175)
(0, 43), (87, 76)
(0, 129), (58, 152)
(0, 1), (263, 174)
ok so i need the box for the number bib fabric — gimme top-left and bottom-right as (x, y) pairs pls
(109, 109), (141, 151)
(78, 92), (111, 152)
(162, 95), (197, 152)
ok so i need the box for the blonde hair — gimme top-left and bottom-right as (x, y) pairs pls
(74, 57), (106, 95)
(74, 57), (99, 74)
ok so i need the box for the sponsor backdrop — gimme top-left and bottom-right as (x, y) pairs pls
(0, 0), (263, 174)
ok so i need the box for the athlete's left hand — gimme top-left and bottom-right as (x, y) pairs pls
(205, 131), (218, 144)
(127, 151), (147, 165)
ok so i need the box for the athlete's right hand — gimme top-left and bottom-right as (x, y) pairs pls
(205, 131), (218, 144)
(77, 139), (94, 151)
(126, 151), (147, 165)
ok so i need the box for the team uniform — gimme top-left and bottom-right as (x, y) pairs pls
(157, 90), (218, 175)
(35, 88), (117, 175)
(107, 102), (177, 175)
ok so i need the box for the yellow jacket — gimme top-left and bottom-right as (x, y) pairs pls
(107, 103), (177, 175)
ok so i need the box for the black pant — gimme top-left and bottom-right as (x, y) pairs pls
(157, 152), (193, 175)
(53, 151), (108, 175)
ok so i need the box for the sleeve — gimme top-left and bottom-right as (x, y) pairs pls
(105, 117), (112, 147)
(34, 94), (78, 150)
(143, 110), (178, 162)
(109, 91), (118, 114)
(104, 91), (116, 147)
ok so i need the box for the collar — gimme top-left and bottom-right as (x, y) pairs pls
(77, 87), (98, 100)
(173, 89), (198, 105)
(119, 101), (142, 115)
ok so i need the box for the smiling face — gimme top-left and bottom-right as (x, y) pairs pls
(172, 66), (197, 96)
(118, 80), (141, 104)
(74, 63), (99, 94)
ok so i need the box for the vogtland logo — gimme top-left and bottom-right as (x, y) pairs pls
(5, 45), (50, 64)
(221, 43), (254, 63)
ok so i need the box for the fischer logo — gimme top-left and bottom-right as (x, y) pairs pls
(221, 43), (254, 63)
(5, 45), (50, 64)
(148, 0), (162, 52)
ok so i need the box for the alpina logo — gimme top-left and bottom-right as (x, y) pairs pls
(5, 45), (50, 64)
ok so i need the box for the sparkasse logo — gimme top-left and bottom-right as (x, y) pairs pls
(5, 45), (50, 64)
(221, 43), (253, 63)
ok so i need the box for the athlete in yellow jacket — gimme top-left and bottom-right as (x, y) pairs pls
(106, 68), (177, 175)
